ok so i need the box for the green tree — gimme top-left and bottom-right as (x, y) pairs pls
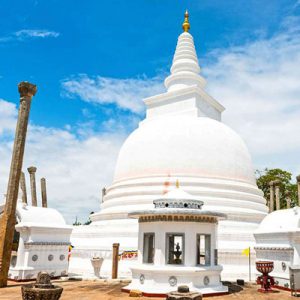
(73, 216), (81, 226)
(84, 211), (94, 225)
(256, 168), (298, 209)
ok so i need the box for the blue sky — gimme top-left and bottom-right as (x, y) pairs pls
(0, 0), (297, 128)
(0, 1), (300, 222)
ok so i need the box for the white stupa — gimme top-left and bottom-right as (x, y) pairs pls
(70, 11), (268, 280)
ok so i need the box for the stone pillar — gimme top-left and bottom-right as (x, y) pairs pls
(297, 175), (300, 207)
(102, 187), (106, 203)
(20, 171), (27, 204)
(41, 178), (47, 208)
(273, 179), (281, 210)
(27, 166), (37, 206)
(112, 243), (119, 279)
(285, 191), (291, 209)
(268, 181), (274, 212)
(0, 81), (37, 288)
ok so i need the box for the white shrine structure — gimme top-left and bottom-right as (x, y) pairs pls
(0, 201), (73, 281)
(123, 183), (228, 296)
(0, 168), (72, 282)
(254, 207), (300, 289)
(70, 11), (268, 280)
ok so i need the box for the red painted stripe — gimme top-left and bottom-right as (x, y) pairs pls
(273, 285), (300, 293)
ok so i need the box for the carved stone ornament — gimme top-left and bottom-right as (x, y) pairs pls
(59, 255), (65, 261)
(203, 276), (210, 286)
(18, 81), (37, 98)
(32, 255), (38, 262)
(21, 272), (63, 300)
(36, 272), (51, 287)
(139, 274), (145, 284)
(48, 254), (54, 261)
(166, 285), (202, 300)
(169, 276), (177, 287)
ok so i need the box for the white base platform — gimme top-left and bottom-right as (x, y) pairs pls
(123, 265), (228, 295)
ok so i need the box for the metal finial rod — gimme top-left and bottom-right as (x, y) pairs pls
(182, 10), (190, 32)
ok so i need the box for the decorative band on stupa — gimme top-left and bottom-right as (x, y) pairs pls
(153, 179), (204, 209)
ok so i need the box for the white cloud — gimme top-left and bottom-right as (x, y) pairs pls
(15, 29), (60, 39)
(0, 99), (17, 135)
(204, 16), (300, 176)
(0, 29), (60, 43)
(61, 74), (164, 113)
(0, 100), (125, 223)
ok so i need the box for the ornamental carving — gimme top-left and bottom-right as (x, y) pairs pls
(154, 199), (203, 209)
(204, 276), (210, 286)
(169, 276), (177, 287)
(24, 242), (70, 246)
(59, 255), (65, 261)
(18, 81), (37, 97)
(32, 255), (38, 262)
(139, 215), (216, 223)
(48, 255), (54, 261)
(139, 274), (145, 284)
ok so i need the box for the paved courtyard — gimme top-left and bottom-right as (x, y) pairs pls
(0, 280), (294, 300)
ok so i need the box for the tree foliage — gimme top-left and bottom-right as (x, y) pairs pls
(256, 168), (298, 209)
(73, 216), (81, 226)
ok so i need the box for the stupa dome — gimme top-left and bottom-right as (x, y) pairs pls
(114, 116), (255, 185)
(256, 207), (300, 233)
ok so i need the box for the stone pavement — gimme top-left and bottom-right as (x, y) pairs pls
(0, 280), (293, 300)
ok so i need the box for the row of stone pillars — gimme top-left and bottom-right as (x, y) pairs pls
(268, 176), (300, 212)
(20, 167), (48, 208)
(0, 82), (37, 287)
(0, 81), (49, 288)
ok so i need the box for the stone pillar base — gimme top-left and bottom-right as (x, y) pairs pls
(167, 286), (202, 300)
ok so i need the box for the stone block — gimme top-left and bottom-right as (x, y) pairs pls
(129, 289), (142, 297)
(166, 286), (202, 300)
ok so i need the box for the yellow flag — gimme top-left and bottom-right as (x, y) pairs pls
(242, 247), (250, 257)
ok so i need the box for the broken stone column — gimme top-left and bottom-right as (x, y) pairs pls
(297, 175), (300, 207)
(285, 191), (291, 209)
(41, 178), (47, 208)
(0, 81), (37, 288)
(268, 181), (274, 212)
(20, 172), (27, 205)
(112, 243), (119, 279)
(27, 166), (37, 206)
(273, 179), (281, 210)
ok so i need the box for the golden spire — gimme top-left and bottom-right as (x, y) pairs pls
(176, 179), (180, 189)
(182, 10), (190, 32)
